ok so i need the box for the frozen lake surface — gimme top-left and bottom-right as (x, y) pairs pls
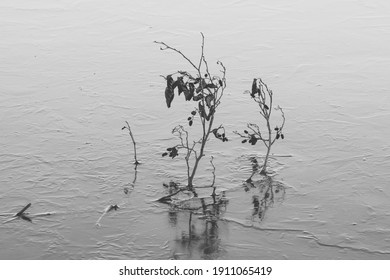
(1, 0), (390, 259)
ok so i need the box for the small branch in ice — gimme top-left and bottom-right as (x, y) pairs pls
(122, 121), (140, 166)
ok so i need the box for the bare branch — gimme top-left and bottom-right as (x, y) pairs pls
(210, 156), (216, 188)
(154, 40), (198, 71)
(238, 78), (286, 175)
(123, 121), (140, 165)
(16, 203), (31, 217)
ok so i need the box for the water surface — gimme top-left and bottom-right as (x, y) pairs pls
(1, 0), (390, 259)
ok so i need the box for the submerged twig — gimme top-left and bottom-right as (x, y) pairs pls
(16, 203), (31, 217)
(96, 154), (139, 227)
(210, 156), (217, 197)
(157, 189), (185, 204)
(122, 121), (140, 165)
(95, 205), (119, 227)
(2, 217), (19, 224)
(124, 163), (138, 195)
(2, 211), (55, 224)
(210, 156), (216, 188)
(2, 203), (33, 224)
(29, 212), (55, 217)
(0, 213), (16, 217)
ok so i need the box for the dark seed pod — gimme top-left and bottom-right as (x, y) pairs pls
(251, 78), (257, 98)
(178, 76), (190, 99)
(162, 152), (168, 157)
(189, 82), (195, 94)
(169, 147), (178, 159)
(167, 75), (174, 89)
(207, 105), (215, 120)
(165, 86), (174, 108)
(191, 110), (196, 115)
(184, 83), (195, 101)
(196, 79), (207, 93)
(181, 85), (190, 99)
(192, 94), (202, 101)
(250, 135), (258, 145)
(164, 75), (175, 108)
(206, 84), (217, 89)
(274, 127), (279, 131)
(172, 79), (179, 90)
(187, 117), (192, 121)
(276, 133), (280, 140)
(219, 80), (223, 87)
(176, 77), (184, 95)
(264, 104), (269, 110)
(242, 139), (247, 143)
(189, 120), (193, 126)
(281, 134), (284, 139)
(167, 147), (172, 151)
(198, 102), (207, 119)
(205, 94), (214, 108)
(244, 130), (248, 134)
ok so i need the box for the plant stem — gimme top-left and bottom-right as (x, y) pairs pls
(16, 203), (31, 217)
(188, 113), (214, 189)
(261, 120), (272, 175)
(124, 121), (140, 165)
(157, 34), (226, 191)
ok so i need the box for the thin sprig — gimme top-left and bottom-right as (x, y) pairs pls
(234, 78), (286, 175)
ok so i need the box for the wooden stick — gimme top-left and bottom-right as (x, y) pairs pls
(30, 212), (55, 217)
(95, 205), (119, 227)
(15, 203), (31, 217)
(157, 189), (183, 203)
(0, 213), (16, 217)
(2, 217), (19, 224)
(123, 121), (140, 165)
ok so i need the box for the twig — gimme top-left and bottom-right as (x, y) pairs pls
(0, 213), (16, 217)
(236, 78), (286, 174)
(124, 163), (138, 195)
(2, 217), (19, 224)
(154, 40), (198, 71)
(0, 211), (55, 218)
(16, 203), (31, 217)
(122, 121), (140, 165)
(157, 183), (196, 204)
(210, 156), (216, 188)
(2, 203), (33, 224)
(95, 205), (119, 227)
(29, 212), (55, 217)
(157, 189), (185, 204)
(210, 156), (217, 197)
